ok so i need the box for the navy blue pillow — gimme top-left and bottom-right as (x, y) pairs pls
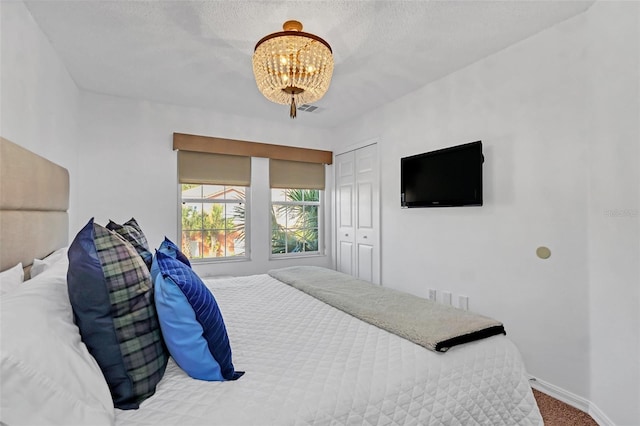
(67, 218), (168, 409)
(154, 252), (242, 381)
(159, 237), (190, 267)
(150, 237), (190, 285)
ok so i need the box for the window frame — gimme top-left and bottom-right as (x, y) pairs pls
(270, 188), (324, 259)
(178, 183), (250, 263)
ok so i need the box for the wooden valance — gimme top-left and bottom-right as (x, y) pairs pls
(173, 133), (333, 165)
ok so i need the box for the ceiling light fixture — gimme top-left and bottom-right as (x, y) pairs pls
(252, 20), (334, 119)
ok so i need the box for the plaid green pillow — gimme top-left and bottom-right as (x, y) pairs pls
(67, 218), (168, 409)
(106, 217), (153, 269)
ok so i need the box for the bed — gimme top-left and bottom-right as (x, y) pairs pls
(0, 137), (543, 425)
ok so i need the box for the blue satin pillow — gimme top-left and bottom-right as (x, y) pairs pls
(153, 251), (242, 381)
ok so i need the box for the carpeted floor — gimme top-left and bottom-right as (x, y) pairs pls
(533, 389), (599, 426)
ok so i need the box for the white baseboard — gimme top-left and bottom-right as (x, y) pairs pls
(528, 376), (615, 426)
(529, 376), (590, 412)
(588, 403), (616, 426)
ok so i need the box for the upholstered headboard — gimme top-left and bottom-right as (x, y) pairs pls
(0, 137), (69, 276)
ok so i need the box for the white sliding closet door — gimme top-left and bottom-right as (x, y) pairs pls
(335, 144), (380, 284)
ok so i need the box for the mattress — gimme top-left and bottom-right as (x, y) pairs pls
(115, 273), (542, 425)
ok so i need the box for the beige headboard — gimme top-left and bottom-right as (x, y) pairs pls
(0, 137), (69, 275)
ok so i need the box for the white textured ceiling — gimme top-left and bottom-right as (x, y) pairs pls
(24, 1), (594, 128)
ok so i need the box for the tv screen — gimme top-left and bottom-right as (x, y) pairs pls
(401, 141), (483, 208)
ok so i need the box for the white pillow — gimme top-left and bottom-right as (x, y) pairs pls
(0, 262), (24, 296)
(30, 247), (68, 279)
(0, 263), (115, 426)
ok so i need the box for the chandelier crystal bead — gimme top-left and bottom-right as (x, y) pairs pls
(253, 20), (334, 118)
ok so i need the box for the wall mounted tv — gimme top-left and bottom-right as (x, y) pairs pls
(401, 141), (483, 208)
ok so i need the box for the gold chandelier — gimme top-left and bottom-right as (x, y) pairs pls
(252, 20), (334, 119)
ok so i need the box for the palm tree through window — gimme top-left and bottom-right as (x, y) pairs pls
(271, 189), (321, 255)
(181, 184), (246, 260)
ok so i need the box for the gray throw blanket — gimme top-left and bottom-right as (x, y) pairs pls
(268, 266), (505, 352)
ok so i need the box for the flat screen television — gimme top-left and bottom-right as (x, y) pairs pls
(401, 141), (483, 208)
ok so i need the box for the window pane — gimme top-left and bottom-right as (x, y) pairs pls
(181, 231), (203, 259)
(287, 232), (301, 253)
(181, 203), (203, 230)
(272, 226), (286, 254)
(202, 203), (225, 231)
(182, 184), (203, 198)
(230, 202), (246, 241)
(226, 187), (246, 201)
(223, 203), (232, 224)
(305, 190), (319, 202)
(288, 205), (307, 228)
(226, 202), (243, 229)
(202, 185), (225, 199)
(272, 204), (288, 228)
(302, 229), (319, 252)
(304, 205), (318, 228)
(204, 230), (225, 258)
(232, 234), (245, 256)
(285, 189), (303, 202)
(271, 188), (286, 202)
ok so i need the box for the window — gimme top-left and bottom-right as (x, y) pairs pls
(271, 189), (321, 256)
(175, 137), (330, 262)
(181, 184), (247, 260)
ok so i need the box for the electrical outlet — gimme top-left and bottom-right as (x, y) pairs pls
(428, 289), (437, 301)
(442, 291), (452, 305)
(458, 295), (469, 311)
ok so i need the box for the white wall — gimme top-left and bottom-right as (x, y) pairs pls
(76, 92), (334, 277)
(0, 1), (81, 238)
(586, 3), (640, 425)
(335, 0), (592, 397)
(333, 2), (639, 425)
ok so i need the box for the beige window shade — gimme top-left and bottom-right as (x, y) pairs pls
(270, 159), (325, 190)
(178, 151), (251, 186)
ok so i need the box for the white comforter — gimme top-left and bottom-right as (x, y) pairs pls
(116, 274), (542, 425)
